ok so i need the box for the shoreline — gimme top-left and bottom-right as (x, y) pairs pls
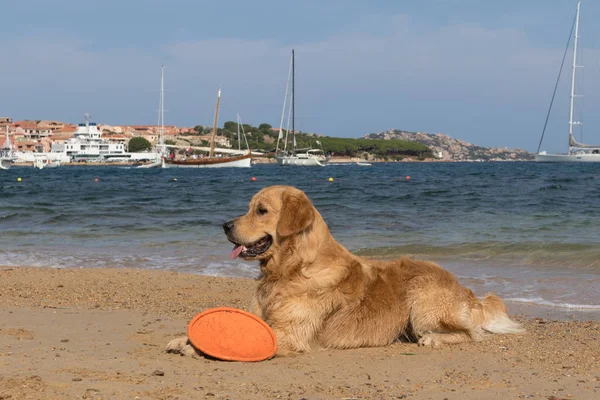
(9, 158), (534, 167)
(1, 266), (599, 399)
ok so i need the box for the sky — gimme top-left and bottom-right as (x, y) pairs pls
(2, 0), (600, 153)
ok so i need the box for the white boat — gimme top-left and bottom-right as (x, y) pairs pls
(33, 155), (60, 169)
(0, 126), (17, 170)
(277, 149), (328, 166)
(355, 152), (372, 166)
(275, 49), (329, 167)
(49, 113), (160, 163)
(137, 160), (163, 169)
(162, 87), (252, 168)
(535, 1), (600, 163)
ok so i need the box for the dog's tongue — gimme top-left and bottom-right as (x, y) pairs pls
(230, 245), (245, 259)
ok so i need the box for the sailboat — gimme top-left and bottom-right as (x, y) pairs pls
(0, 126), (17, 170)
(275, 49), (329, 167)
(162, 87), (252, 168)
(535, 1), (600, 162)
(138, 65), (170, 168)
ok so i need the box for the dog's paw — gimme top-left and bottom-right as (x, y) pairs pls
(166, 337), (203, 357)
(418, 334), (442, 348)
(275, 348), (300, 357)
(274, 344), (309, 357)
(165, 336), (189, 353)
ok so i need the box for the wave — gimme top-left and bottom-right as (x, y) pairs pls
(0, 212), (27, 220)
(353, 241), (600, 268)
(506, 297), (600, 311)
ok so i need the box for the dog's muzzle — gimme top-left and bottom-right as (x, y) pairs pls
(223, 220), (273, 259)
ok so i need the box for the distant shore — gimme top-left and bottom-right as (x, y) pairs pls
(1, 266), (599, 399)
(10, 157), (529, 167)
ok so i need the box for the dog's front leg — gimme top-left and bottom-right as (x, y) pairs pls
(271, 324), (312, 356)
(251, 296), (265, 319)
(268, 306), (321, 356)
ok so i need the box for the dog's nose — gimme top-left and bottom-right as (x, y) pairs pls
(223, 220), (235, 233)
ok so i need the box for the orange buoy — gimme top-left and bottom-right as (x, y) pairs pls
(251, 177), (257, 181)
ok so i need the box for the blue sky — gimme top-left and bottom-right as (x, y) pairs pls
(2, 0), (600, 152)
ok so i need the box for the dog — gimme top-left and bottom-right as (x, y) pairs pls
(166, 185), (523, 357)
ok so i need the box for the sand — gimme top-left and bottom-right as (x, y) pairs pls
(1, 266), (599, 400)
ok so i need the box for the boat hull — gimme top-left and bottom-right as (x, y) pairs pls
(136, 160), (163, 169)
(276, 156), (328, 167)
(0, 159), (11, 170)
(163, 153), (252, 168)
(535, 153), (600, 162)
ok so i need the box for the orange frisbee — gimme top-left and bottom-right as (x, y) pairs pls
(187, 307), (277, 362)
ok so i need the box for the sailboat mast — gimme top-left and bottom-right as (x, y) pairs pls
(159, 65), (165, 153)
(236, 113), (241, 151)
(276, 52), (294, 154)
(209, 88), (222, 158)
(292, 49), (295, 153)
(568, 1), (582, 151)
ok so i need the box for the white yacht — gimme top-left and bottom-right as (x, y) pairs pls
(1, 126), (17, 170)
(49, 114), (160, 163)
(276, 148), (329, 166)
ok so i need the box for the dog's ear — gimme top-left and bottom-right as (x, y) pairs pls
(277, 188), (315, 237)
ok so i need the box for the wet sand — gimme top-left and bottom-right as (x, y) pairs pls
(1, 266), (599, 400)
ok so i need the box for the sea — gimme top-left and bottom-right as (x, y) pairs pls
(1, 162), (599, 320)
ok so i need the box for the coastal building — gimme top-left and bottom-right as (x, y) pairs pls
(14, 140), (44, 153)
(37, 120), (65, 132)
(7, 121), (53, 153)
(0, 117), (12, 127)
(99, 125), (125, 134)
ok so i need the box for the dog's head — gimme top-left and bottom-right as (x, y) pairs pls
(223, 185), (315, 261)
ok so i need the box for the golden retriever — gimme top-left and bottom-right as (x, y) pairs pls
(167, 185), (523, 357)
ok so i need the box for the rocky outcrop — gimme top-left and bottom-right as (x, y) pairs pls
(365, 130), (534, 161)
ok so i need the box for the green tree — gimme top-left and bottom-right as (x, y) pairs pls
(258, 123), (272, 132)
(128, 137), (152, 152)
(223, 121), (238, 132)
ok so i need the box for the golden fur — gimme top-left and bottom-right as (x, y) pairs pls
(167, 185), (523, 357)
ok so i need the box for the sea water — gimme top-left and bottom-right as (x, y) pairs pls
(1, 162), (599, 319)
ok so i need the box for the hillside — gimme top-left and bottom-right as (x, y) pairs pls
(175, 123), (434, 161)
(365, 130), (535, 161)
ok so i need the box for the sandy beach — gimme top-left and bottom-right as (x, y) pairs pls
(1, 266), (599, 400)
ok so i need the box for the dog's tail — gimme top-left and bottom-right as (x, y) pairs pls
(479, 293), (524, 334)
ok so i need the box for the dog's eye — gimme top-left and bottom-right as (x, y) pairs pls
(257, 207), (268, 215)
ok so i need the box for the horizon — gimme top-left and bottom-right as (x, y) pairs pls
(2, 0), (600, 153)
